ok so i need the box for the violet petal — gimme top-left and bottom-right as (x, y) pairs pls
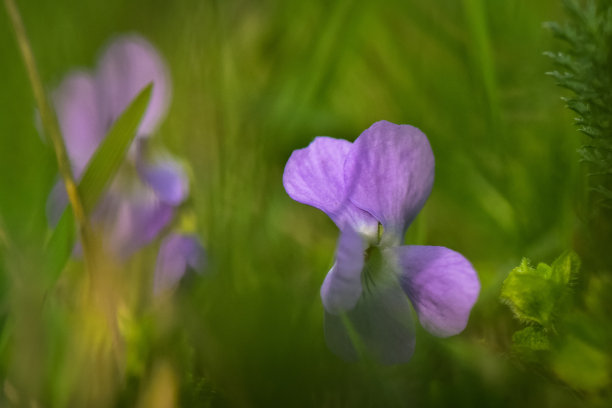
(139, 157), (189, 205)
(97, 35), (171, 136)
(153, 233), (205, 295)
(283, 136), (378, 234)
(344, 121), (434, 243)
(395, 245), (480, 337)
(324, 279), (416, 364)
(321, 227), (365, 315)
(95, 187), (174, 258)
(52, 71), (104, 176)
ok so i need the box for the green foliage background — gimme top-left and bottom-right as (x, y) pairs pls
(0, 0), (610, 407)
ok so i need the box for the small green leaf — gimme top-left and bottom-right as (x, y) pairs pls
(550, 251), (580, 286)
(500, 259), (555, 326)
(43, 84), (153, 285)
(500, 252), (579, 329)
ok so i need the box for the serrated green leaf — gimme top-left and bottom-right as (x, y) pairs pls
(500, 259), (557, 326)
(550, 251), (580, 286)
(500, 252), (580, 328)
(43, 84), (153, 285)
(548, 0), (612, 206)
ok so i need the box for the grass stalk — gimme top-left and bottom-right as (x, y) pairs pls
(3, 0), (95, 274)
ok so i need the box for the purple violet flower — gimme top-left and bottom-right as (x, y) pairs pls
(283, 120), (480, 364)
(153, 233), (205, 296)
(47, 34), (203, 291)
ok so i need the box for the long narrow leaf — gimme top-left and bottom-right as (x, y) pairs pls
(79, 83), (153, 214)
(44, 83), (153, 284)
(44, 209), (75, 281)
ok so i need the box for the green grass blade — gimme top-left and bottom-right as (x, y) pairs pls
(44, 209), (75, 283)
(43, 83), (153, 284)
(79, 83), (153, 214)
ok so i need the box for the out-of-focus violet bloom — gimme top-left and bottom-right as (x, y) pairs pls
(283, 120), (480, 364)
(153, 233), (205, 295)
(47, 34), (203, 292)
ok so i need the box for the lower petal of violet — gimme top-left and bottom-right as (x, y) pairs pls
(320, 227), (365, 315)
(324, 278), (416, 365)
(47, 180), (174, 260)
(395, 245), (480, 338)
(153, 233), (205, 295)
(138, 156), (189, 206)
(95, 188), (174, 258)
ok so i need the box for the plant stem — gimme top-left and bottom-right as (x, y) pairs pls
(3, 0), (95, 274)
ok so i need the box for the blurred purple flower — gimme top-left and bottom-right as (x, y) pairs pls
(153, 233), (205, 296)
(283, 120), (480, 364)
(47, 34), (203, 291)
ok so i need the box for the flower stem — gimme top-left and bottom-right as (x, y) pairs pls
(3, 0), (95, 274)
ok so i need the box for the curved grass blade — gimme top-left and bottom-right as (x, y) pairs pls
(79, 83), (152, 214)
(4, 0), (93, 274)
(43, 84), (153, 285)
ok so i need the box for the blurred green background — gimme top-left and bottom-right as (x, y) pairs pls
(1, 0), (608, 407)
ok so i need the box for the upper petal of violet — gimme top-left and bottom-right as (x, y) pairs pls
(52, 71), (105, 176)
(344, 121), (434, 243)
(283, 136), (378, 236)
(395, 245), (480, 337)
(321, 227), (365, 315)
(97, 34), (171, 136)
